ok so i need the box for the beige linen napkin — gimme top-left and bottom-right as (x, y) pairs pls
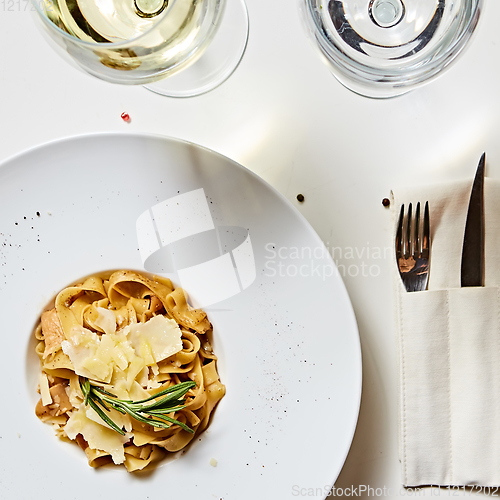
(392, 177), (500, 487)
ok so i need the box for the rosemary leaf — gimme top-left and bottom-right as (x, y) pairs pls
(124, 409), (171, 429)
(146, 412), (194, 433)
(132, 381), (196, 404)
(92, 386), (119, 398)
(86, 395), (125, 435)
(138, 389), (193, 411)
(80, 378), (91, 406)
(146, 405), (186, 414)
(80, 377), (196, 435)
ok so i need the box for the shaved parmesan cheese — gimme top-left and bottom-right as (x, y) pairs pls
(61, 316), (182, 387)
(127, 316), (183, 365)
(126, 357), (146, 390)
(85, 405), (132, 433)
(136, 366), (149, 387)
(128, 381), (150, 402)
(39, 373), (52, 406)
(95, 307), (117, 335)
(65, 406), (130, 464)
(61, 327), (112, 383)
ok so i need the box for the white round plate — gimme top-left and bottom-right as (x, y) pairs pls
(0, 134), (361, 500)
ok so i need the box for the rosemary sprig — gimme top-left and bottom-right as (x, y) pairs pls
(79, 377), (196, 436)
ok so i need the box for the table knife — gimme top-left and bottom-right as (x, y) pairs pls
(461, 153), (485, 287)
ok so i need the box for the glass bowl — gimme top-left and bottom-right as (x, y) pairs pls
(32, 0), (224, 86)
(301, 0), (483, 98)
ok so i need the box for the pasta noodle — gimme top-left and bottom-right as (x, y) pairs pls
(34, 270), (225, 472)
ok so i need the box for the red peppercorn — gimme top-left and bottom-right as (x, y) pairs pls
(121, 112), (130, 122)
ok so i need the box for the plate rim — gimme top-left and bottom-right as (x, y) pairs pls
(0, 131), (362, 491)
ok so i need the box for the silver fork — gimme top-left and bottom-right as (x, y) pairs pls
(396, 201), (430, 292)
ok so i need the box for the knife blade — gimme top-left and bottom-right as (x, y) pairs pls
(461, 153), (485, 287)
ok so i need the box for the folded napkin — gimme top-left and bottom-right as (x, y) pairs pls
(392, 177), (500, 488)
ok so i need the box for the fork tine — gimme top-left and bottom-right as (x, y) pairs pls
(414, 202), (421, 258)
(404, 203), (412, 259)
(396, 200), (430, 292)
(396, 204), (404, 260)
(422, 201), (430, 260)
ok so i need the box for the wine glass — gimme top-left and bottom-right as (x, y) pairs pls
(301, 0), (483, 98)
(32, 0), (249, 97)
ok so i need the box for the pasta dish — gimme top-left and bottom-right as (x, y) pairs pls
(34, 270), (225, 472)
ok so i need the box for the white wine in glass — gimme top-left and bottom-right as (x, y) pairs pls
(33, 0), (249, 95)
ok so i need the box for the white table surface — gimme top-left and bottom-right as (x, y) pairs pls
(1, 1), (499, 497)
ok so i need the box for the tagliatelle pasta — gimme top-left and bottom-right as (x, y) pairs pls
(34, 270), (225, 472)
